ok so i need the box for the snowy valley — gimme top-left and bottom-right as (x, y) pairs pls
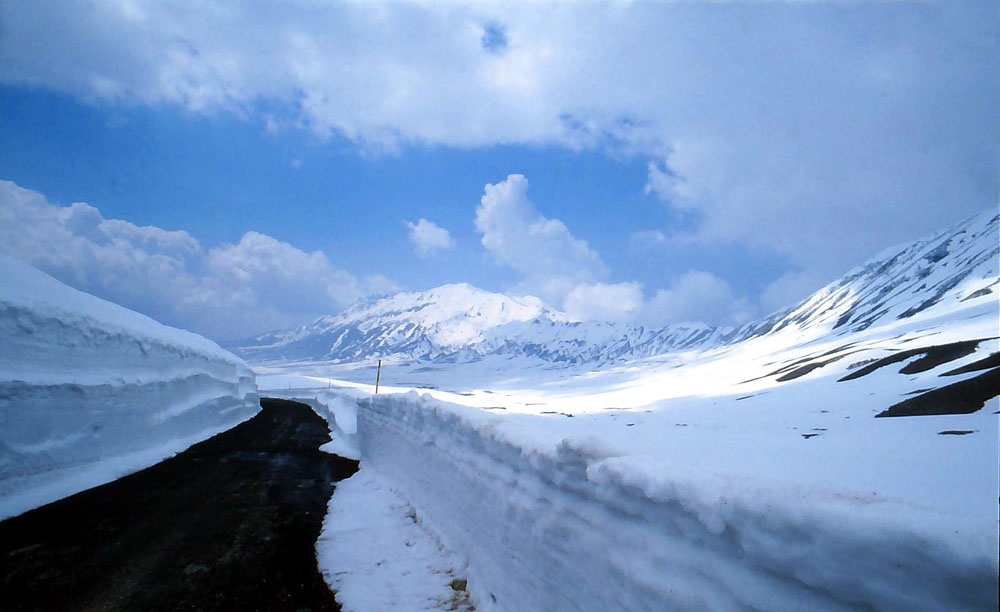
(4, 2), (998, 610)
(250, 210), (999, 610)
(1, 209), (997, 610)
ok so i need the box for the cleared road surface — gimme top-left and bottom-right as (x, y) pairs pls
(1, 398), (360, 611)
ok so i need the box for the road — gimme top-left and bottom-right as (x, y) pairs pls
(0, 398), (359, 611)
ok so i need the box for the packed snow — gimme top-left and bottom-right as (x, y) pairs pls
(0, 254), (259, 519)
(255, 210), (999, 610)
(317, 468), (474, 612)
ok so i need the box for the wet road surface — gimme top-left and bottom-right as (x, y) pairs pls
(0, 398), (360, 611)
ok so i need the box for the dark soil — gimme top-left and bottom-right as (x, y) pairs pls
(941, 352), (1000, 376)
(741, 344), (864, 384)
(838, 338), (993, 382)
(876, 367), (1000, 418)
(0, 398), (359, 612)
(775, 358), (842, 382)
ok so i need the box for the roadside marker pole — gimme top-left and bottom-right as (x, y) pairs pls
(375, 359), (381, 394)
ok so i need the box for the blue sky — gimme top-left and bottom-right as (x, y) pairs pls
(1, 1), (996, 340)
(0, 86), (789, 295)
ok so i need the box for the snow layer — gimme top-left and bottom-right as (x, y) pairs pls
(356, 384), (996, 611)
(268, 215), (998, 610)
(0, 254), (259, 518)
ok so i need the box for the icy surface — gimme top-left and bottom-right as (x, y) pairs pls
(269, 211), (998, 610)
(317, 468), (474, 611)
(0, 254), (259, 518)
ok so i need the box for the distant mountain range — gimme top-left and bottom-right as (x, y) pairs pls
(231, 210), (998, 365)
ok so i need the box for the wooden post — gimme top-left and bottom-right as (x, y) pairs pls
(375, 359), (381, 394)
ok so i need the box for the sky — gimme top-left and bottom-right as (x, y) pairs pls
(1, 0), (997, 341)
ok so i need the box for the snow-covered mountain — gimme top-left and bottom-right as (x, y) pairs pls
(726, 208), (998, 345)
(233, 282), (726, 365)
(234, 209), (998, 366)
(241, 283), (563, 361)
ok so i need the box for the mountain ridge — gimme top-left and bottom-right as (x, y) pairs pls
(232, 209), (998, 366)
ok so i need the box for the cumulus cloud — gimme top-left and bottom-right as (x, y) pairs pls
(362, 273), (402, 297)
(642, 271), (752, 327)
(0, 180), (381, 340)
(475, 174), (607, 306)
(200, 231), (362, 315)
(474, 175), (754, 327)
(758, 269), (829, 317)
(564, 282), (643, 324)
(405, 218), (455, 258)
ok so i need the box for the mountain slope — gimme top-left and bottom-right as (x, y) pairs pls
(727, 209), (998, 346)
(234, 209), (998, 366)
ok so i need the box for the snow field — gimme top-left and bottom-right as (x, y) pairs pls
(262, 382), (475, 610)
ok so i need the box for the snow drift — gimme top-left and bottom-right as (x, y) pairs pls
(0, 254), (259, 518)
(357, 392), (996, 611)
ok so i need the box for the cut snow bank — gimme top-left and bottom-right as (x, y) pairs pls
(356, 391), (997, 611)
(0, 254), (259, 519)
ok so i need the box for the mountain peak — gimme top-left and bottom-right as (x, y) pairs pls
(234, 209), (998, 366)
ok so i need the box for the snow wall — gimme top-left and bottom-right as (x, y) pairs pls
(0, 255), (259, 518)
(357, 391), (997, 612)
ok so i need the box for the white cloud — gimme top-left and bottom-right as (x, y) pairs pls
(564, 282), (643, 324)
(362, 273), (401, 296)
(641, 271), (752, 327)
(0, 178), (772, 333)
(405, 218), (455, 258)
(474, 176), (754, 327)
(200, 231), (363, 315)
(629, 229), (668, 249)
(475, 174), (607, 306)
(758, 269), (829, 317)
(644, 142), (721, 210)
(0, 180), (382, 339)
(2, 1), (995, 314)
